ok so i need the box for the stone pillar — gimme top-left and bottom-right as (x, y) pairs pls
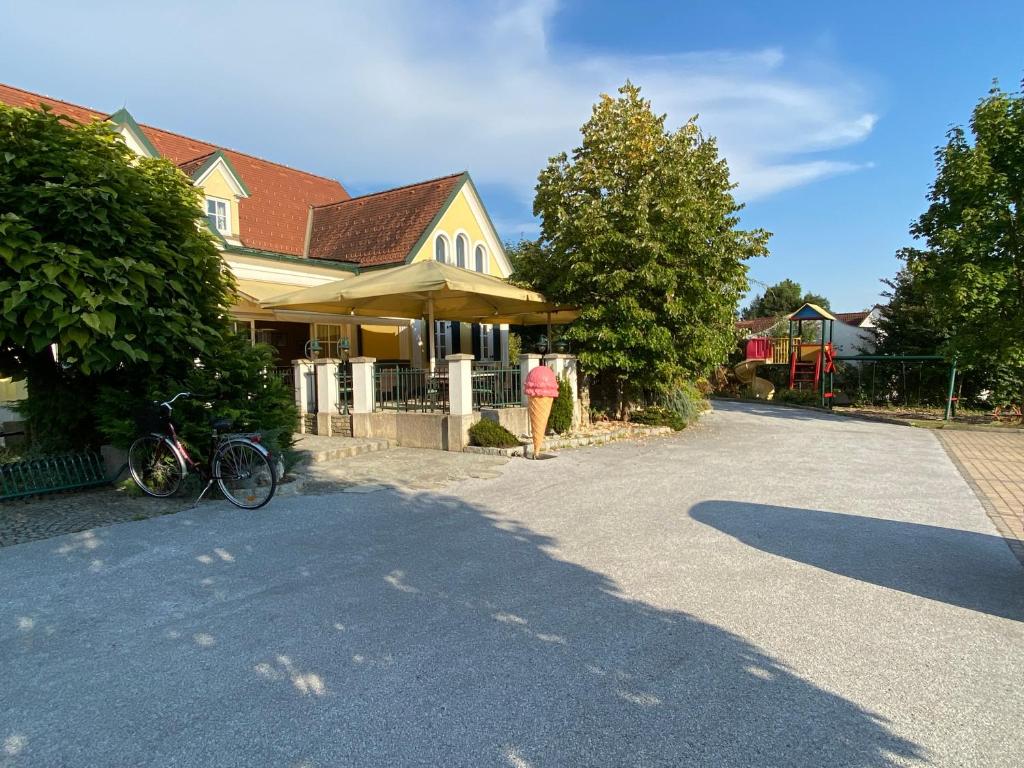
(292, 358), (315, 433)
(519, 353), (542, 407)
(350, 357), (376, 414)
(349, 356), (376, 439)
(446, 353), (476, 451)
(544, 354), (581, 428)
(315, 359), (343, 436)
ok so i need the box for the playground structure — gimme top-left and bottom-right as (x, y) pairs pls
(734, 357), (775, 400)
(735, 303), (958, 418)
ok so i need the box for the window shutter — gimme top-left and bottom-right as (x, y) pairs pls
(451, 322), (461, 355)
(492, 325), (501, 361)
(471, 323), (482, 359)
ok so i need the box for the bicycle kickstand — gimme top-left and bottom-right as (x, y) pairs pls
(191, 479), (216, 509)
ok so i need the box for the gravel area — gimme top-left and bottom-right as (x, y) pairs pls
(0, 400), (1021, 767)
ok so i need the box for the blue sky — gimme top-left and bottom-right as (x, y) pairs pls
(1, 0), (1021, 310)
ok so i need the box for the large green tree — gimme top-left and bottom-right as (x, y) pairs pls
(0, 104), (235, 447)
(513, 83), (768, 410)
(741, 279), (830, 319)
(900, 81), (1024, 403)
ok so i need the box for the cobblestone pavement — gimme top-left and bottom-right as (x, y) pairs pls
(300, 447), (510, 494)
(0, 486), (187, 548)
(0, 450), (511, 548)
(937, 429), (1024, 564)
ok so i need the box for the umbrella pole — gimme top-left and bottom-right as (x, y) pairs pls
(547, 312), (552, 354)
(427, 297), (435, 373)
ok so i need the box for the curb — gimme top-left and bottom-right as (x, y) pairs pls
(463, 425), (674, 458)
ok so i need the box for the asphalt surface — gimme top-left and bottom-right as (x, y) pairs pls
(2, 400), (1022, 767)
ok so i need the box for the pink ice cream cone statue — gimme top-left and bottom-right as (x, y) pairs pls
(525, 365), (559, 459)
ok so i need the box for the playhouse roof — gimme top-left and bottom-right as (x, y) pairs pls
(788, 303), (837, 322)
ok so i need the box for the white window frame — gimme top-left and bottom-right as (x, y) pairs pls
(435, 320), (452, 359)
(479, 323), (494, 360)
(434, 233), (449, 264)
(206, 196), (230, 235)
(474, 243), (488, 274)
(455, 233), (469, 269)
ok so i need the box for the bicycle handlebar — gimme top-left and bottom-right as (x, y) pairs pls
(158, 392), (192, 411)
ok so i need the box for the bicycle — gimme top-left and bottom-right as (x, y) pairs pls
(127, 392), (277, 509)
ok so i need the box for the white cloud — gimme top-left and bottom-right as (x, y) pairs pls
(1, 0), (876, 212)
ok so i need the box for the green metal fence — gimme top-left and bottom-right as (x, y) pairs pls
(471, 364), (523, 408)
(1, 452), (108, 501)
(374, 365), (449, 413)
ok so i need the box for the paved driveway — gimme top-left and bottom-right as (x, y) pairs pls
(2, 401), (1022, 767)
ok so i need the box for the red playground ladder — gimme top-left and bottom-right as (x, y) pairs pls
(789, 343), (835, 390)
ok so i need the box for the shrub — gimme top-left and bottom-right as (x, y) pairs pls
(94, 336), (298, 458)
(469, 419), (521, 448)
(548, 375), (574, 434)
(630, 406), (685, 431)
(774, 387), (821, 406)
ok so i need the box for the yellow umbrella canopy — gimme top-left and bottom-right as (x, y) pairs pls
(261, 260), (576, 368)
(262, 259), (573, 323)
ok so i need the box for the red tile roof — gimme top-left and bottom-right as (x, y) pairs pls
(307, 173), (465, 266)
(0, 82), (349, 256)
(833, 311), (872, 327)
(737, 310), (874, 336)
(735, 316), (785, 335)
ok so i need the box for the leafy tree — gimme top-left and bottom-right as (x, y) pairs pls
(875, 268), (946, 357)
(900, 80), (1024, 403)
(514, 83), (768, 413)
(0, 104), (297, 450)
(0, 104), (233, 383)
(742, 279), (830, 319)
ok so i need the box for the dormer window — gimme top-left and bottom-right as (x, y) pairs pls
(206, 197), (230, 235)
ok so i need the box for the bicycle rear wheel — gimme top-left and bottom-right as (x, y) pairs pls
(128, 435), (185, 497)
(214, 439), (277, 509)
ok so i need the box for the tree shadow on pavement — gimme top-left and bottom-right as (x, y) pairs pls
(691, 501), (1024, 622)
(1, 491), (925, 767)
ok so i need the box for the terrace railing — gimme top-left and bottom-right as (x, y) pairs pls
(336, 365), (353, 414)
(374, 364), (449, 413)
(471, 362), (523, 408)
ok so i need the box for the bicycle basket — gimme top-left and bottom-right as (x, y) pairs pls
(135, 403), (171, 433)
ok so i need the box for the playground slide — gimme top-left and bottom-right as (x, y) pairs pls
(734, 359), (775, 400)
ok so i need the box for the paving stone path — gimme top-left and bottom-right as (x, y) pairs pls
(0, 486), (184, 548)
(937, 429), (1024, 564)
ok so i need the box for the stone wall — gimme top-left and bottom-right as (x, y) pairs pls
(302, 414), (317, 435)
(331, 414), (353, 438)
(480, 407), (530, 437)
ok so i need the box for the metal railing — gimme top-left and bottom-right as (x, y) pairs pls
(269, 366), (295, 389)
(374, 365), (449, 413)
(1, 452), (108, 500)
(471, 363), (523, 408)
(336, 365), (352, 414)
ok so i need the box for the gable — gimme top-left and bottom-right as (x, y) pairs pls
(307, 173), (465, 267)
(409, 182), (510, 277)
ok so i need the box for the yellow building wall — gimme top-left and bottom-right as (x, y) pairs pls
(361, 325), (402, 360)
(409, 187), (506, 277)
(198, 165), (241, 235)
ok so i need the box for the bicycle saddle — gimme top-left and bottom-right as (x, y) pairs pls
(210, 416), (234, 431)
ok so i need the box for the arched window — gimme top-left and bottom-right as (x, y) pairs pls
(456, 234), (468, 268)
(474, 244), (487, 273)
(434, 234), (448, 263)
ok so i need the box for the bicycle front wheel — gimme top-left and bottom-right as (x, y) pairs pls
(128, 435), (185, 497)
(214, 439), (277, 509)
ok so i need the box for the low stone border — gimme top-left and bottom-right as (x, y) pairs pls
(274, 474), (306, 497)
(463, 425), (674, 458)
